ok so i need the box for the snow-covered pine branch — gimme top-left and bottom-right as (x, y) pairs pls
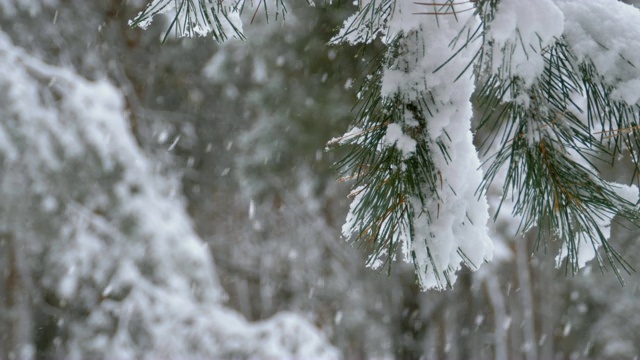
(332, 0), (640, 289)
(332, 1), (493, 290)
(130, 0), (290, 41)
(475, 0), (640, 280)
(133, 0), (640, 290)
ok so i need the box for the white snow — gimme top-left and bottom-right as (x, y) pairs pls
(132, 0), (640, 293)
(335, 1), (493, 290)
(559, 0), (640, 105)
(486, 0), (564, 87)
(555, 182), (639, 269)
(130, 0), (244, 40)
(383, 123), (416, 157)
(0, 31), (338, 359)
(0, 0), (57, 17)
(335, 0), (640, 290)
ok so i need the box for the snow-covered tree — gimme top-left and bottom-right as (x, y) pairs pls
(0, 4), (338, 358)
(134, 0), (640, 290)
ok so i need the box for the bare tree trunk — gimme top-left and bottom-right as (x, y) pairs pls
(392, 281), (424, 360)
(0, 233), (7, 358)
(457, 272), (474, 360)
(537, 242), (556, 360)
(436, 307), (448, 360)
(3, 232), (34, 360)
(516, 235), (538, 360)
(485, 275), (508, 360)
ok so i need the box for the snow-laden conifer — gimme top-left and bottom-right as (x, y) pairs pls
(134, 0), (640, 289)
(0, 31), (337, 359)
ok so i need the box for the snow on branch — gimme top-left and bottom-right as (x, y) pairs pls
(130, 0), (290, 42)
(129, 0), (640, 290)
(332, 0), (493, 290)
(333, 0), (640, 288)
(476, 0), (640, 279)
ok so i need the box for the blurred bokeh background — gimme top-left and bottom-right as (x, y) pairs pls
(2, 1), (640, 358)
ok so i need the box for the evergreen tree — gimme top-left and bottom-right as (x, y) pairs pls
(0, 2), (338, 358)
(134, 0), (640, 290)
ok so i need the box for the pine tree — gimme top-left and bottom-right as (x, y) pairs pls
(132, 0), (640, 290)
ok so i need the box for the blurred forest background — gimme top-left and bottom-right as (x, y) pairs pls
(2, 0), (640, 359)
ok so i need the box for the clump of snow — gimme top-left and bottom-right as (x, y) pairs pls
(555, 237), (598, 270)
(559, 0), (640, 105)
(327, 126), (364, 148)
(611, 79), (640, 105)
(341, 185), (366, 239)
(555, 182), (640, 269)
(485, 0), (564, 87)
(383, 123), (416, 157)
(404, 15), (493, 290)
